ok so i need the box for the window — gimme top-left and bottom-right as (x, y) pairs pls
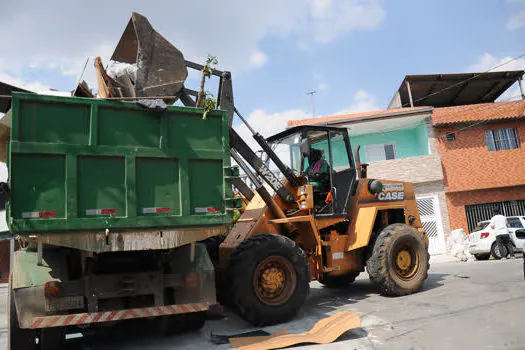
(485, 128), (519, 151)
(507, 217), (524, 229)
(364, 143), (396, 162)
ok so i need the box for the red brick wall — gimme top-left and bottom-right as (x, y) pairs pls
(446, 186), (525, 232)
(435, 119), (525, 192)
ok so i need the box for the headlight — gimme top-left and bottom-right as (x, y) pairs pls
(368, 180), (383, 194)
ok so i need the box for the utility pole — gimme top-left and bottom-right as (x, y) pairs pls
(306, 90), (316, 117)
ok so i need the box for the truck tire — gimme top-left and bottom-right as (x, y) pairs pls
(319, 272), (360, 288)
(228, 234), (309, 326)
(157, 311), (207, 335)
(366, 224), (429, 296)
(8, 274), (37, 350)
(184, 311), (206, 331)
(491, 242), (507, 260)
(39, 327), (65, 350)
(474, 253), (490, 261)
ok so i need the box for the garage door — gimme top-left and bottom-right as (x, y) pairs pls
(465, 200), (525, 233)
(417, 195), (446, 255)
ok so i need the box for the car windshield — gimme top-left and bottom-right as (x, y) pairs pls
(472, 221), (489, 232)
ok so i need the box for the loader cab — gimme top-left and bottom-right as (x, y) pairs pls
(267, 126), (356, 217)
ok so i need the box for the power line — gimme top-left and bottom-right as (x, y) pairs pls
(402, 52), (525, 108)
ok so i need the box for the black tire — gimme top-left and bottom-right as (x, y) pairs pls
(366, 223), (430, 296)
(39, 327), (65, 350)
(491, 242), (507, 260)
(228, 234), (310, 326)
(319, 272), (360, 288)
(184, 311), (206, 331)
(8, 274), (37, 350)
(474, 253), (490, 261)
(156, 311), (206, 335)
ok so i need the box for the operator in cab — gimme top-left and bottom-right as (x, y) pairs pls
(304, 148), (331, 212)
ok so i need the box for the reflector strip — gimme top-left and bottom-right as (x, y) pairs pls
(22, 211), (56, 218)
(194, 207), (221, 213)
(86, 208), (116, 216)
(142, 207), (171, 214)
(30, 302), (212, 329)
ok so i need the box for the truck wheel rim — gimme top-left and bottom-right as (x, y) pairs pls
(393, 240), (420, 280)
(253, 256), (296, 306)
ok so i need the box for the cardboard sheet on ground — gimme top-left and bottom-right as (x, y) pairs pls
(229, 311), (361, 350)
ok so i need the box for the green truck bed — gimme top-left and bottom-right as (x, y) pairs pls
(7, 93), (237, 234)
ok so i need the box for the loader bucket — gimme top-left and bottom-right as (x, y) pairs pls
(111, 12), (188, 99)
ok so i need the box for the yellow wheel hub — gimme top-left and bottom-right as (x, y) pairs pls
(253, 256), (296, 306)
(396, 250), (412, 271)
(259, 266), (286, 297)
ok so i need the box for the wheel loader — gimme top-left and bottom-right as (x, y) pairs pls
(108, 12), (431, 326)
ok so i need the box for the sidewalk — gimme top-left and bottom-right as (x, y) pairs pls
(429, 254), (461, 264)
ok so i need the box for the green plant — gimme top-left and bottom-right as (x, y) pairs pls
(197, 55), (218, 119)
(201, 91), (216, 120)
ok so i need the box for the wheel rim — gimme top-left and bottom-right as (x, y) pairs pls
(253, 255), (296, 306)
(392, 239), (420, 280)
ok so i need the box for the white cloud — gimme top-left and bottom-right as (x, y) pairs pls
(249, 50), (268, 69)
(468, 53), (525, 72)
(313, 73), (329, 91)
(235, 108), (310, 152)
(336, 89), (380, 115)
(235, 89), (379, 151)
(317, 82), (329, 91)
(507, 10), (525, 30)
(0, 1), (385, 90)
(468, 53), (525, 101)
(0, 163), (6, 182)
(309, 0), (386, 43)
(0, 70), (52, 93)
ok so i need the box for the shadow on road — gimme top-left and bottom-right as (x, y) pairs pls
(61, 274), (448, 349)
(421, 273), (448, 293)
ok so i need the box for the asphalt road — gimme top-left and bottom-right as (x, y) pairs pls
(0, 257), (523, 350)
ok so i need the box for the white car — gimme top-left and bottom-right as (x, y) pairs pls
(468, 216), (525, 260)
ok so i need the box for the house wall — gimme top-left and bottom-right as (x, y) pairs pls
(435, 119), (525, 192)
(366, 154), (443, 183)
(351, 123), (429, 162)
(446, 186), (525, 232)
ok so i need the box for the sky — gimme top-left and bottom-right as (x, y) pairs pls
(0, 0), (524, 179)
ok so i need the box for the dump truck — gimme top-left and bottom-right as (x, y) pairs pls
(4, 12), (430, 349)
(5, 93), (241, 349)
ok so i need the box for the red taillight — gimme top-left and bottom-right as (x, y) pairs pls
(480, 232), (489, 239)
(185, 272), (199, 288)
(44, 281), (61, 297)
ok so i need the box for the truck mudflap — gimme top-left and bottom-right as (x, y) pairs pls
(29, 302), (211, 329)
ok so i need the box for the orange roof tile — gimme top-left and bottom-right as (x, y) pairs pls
(432, 100), (525, 126)
(287, 106), (430, 127)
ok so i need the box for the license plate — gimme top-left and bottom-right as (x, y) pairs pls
(45, 296), (85, 312)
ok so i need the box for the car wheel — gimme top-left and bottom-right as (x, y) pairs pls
(491, 242), (507, 260)
(474, 253), (490, 261)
